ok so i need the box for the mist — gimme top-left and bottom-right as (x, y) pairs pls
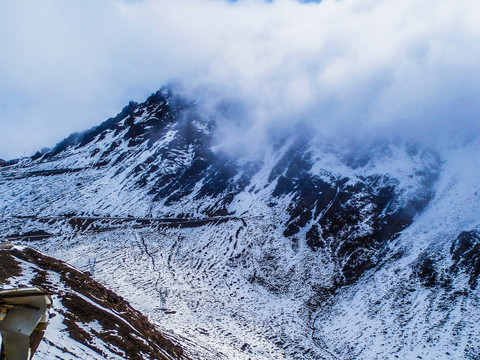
(1, 0), (480, 159)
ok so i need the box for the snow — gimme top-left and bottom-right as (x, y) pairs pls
(312, 139), (480, 359)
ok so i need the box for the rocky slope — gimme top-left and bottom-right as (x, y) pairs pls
(0, 246), (188, 360)
(0, 88), (478, 359)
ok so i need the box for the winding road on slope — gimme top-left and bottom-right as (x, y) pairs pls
(1, 215), (262, 241)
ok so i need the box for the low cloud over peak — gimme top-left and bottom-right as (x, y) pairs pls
(1, 0), (479, 158)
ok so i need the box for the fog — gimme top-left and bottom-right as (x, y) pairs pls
(1, 0), (479, 159)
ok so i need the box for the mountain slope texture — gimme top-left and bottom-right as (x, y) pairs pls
(1, 88), (479, 359)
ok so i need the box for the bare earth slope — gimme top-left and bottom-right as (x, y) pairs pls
(0, 247), (188, 360)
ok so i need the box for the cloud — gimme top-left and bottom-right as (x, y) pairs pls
(1, 0), (479, 159)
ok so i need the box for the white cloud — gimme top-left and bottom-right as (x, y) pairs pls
(1, 0), (479, 159)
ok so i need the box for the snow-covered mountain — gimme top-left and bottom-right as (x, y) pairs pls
(1, 88), (479, 359)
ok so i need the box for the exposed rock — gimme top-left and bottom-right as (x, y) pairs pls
(450, 230), (480, 289)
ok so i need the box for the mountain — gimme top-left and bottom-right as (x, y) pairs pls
(0, 88), (479, 359)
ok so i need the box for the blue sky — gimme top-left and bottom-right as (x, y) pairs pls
(1, 0), (480, 159)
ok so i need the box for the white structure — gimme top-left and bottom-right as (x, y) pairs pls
(0, 287), (52, 360)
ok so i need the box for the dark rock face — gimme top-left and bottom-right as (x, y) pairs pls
(0, 158), (18, 167)
(450, 230), (480, 289)
(268, 139), (439, 284)
(0, 251), (22, 284)
(413, 255), (439, 288)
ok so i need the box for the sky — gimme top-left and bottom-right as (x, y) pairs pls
(1, 0), (480, 159)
